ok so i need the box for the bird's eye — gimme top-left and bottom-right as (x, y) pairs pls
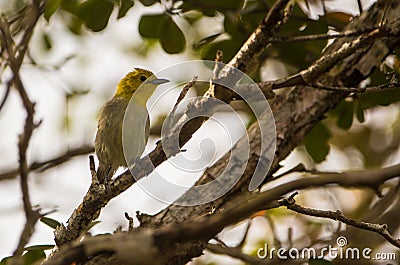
(139, 76), (147, 82)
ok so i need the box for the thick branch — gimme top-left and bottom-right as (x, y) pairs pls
(137, 1), (400, 264)
(53, 0), (293, 247)
(255, 17), (400, 91)
(53, 1), (400, 263)
(43, 164), (400, 265)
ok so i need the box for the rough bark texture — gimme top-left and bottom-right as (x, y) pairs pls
(135, 1), (400, 264)
(51, 1), (400, 264)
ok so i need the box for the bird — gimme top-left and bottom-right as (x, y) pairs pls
(95, 68), (169, 183)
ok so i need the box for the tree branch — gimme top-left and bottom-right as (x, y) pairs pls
(206, 243), (275, 265)
(284, 198), (400, 248)
(0, 145), (94, 181)
(268, 28), (371, 43)
(254, 17), (400, 92)
(51, 1), (400, 263)
(137, 2), (400, 263)
(43, 164), (400, 264)
(53, 0), (294, 247)
(0, 1), (44, 261)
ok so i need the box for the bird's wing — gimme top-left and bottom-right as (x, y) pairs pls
(122, 103), (149, 167)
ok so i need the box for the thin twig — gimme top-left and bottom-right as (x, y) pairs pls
(153, 164), (400, 243)
(162, 76), (197, 156)
(51, 0), (398, 250)
(312, 81), (400, 93)
(212, 236), (229, 248)
(300, 17), (400, 85)
(256, 72), (400, 96)
(212, 50), (224, 80)
(167, 76), (197, 123)
(54, 3), (293, 246)
(283, 197), (400, 248)
(0, 145), (94, 181)
(264, 214), (282, 248)
(254, 17), (400, 92)
(0, 83), (10, 112)
(268, 28), (370, 44)
(228, 0), (292, 74)
(356, 0), (363, 14)
(1, 2), (44, 261)
(89, 155), (97, 184)
(44, 163), (400, 265)
(272, 163), (308, 179)
(207, 243), (275, 265)
(124, 212), (134, 232)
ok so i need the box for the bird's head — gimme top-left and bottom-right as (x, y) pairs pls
(115, 68), (169, 104)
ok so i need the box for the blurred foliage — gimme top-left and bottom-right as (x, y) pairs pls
(308, 58), (400, 164)
(41, 0), (350, 58)
(40, 216), (61, 229)
(38, 0), (400, 163)
(1, 0), (400, 264)
(0, 246), (48, 265)
(3, 0), (395, 165)
(304, 122), (331, 163)
(139, 13), (185, 53)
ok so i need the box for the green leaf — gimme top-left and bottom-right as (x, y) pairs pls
(355, 102), (365, 123)
(209, 0), (244, 11)
(78, 0), (114, 32)
(41, 32), (52, 50)
(182, 11), (203, 25)
(272, 3), (329, 69)
(139, 0), (157, 6)
(359, 89), (400, 107)
(356, 67), (400, 108)
(139, 13), (186, 53)
(60, 0), (79, 13)
(193, 33), (222, 49)
(211, 0), (244, 13)
(67, 16), (84, 35)
(40, 216), (60, 229)
(330, 101), (354, 130)
(304, 122), (331, 163)
(201, 39), (242, 61)
(139, 13), (166, 39)
(24, 245), (54, 251)
(44, 0), (62, 21)
(117, 0), (134, 19)
(22, 250), (45, 265)
(369, 67), (390, 87)
(241, 0), (269, 27)
(337, 102), (354, 130)
(223, 13), (249, 40)
(181, 0), (244, 16)
(160, 17), (186, 54)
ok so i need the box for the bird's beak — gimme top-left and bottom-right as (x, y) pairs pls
(149, 78), (170, 85)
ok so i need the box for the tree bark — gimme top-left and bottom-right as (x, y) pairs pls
(137, 1), (400, 264)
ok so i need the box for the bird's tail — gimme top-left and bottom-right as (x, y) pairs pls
(96, 164), (113, 184)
